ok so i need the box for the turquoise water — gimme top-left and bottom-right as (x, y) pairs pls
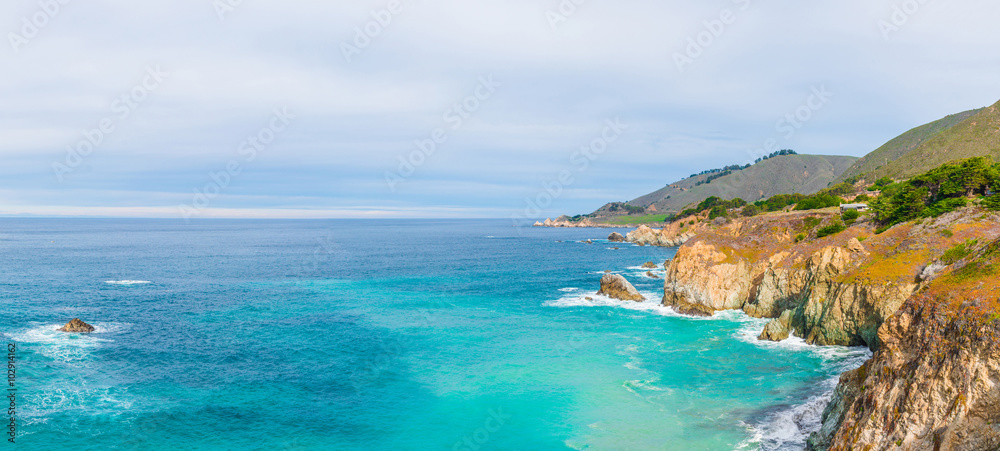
(1, 219), (868, 450)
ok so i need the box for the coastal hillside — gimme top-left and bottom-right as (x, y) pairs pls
(836, 100), (1000, 183)
(627, 155), (1000, 449)
(593, 153), (858, 216)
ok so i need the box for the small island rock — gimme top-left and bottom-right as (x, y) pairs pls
(597, 274), (646, 302)
(58, 318), (95, 333)
(608, 232), (626, 242)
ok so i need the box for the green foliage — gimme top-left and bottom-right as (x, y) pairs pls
(754, 193), (806, 212)
(794, 193), (844, 211)
(707, 205), (728, 220)
(941, 229), (954, 238)
(823, 182), (856, 197)
(842, 209), (861, 225)
(741, 204), (761, 217)
(603, 214), (670, 225)
(921, 197), (968, 217)
(871, 157), (1000, 228)
(754, 149), (798, 164)
(870, 176), (894, 191)
(984, 194), (1000, 211)
(607, 202), (646, 215)
(802, 216), (822, 229)
(854, 193), (871, 203)
(941, 240), (977, 265)
(816, 222), (847, 238)
(794, 233), (806, 243)
(677, 197), (747, 220)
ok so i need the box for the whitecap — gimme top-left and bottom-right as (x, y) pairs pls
(104, 280), (152, 286)
(730, 313), (871, 451)
(5, 322), (130, 362)
(558, 287), (579, 293)
(545, 291), (719, 320)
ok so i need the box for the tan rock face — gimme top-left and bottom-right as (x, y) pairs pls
(653, 209), (1000, 449)
(626, 225), (694, 247)
(58, 318), (95, 333)
(608, 232), (626, 242)
(759, 310), (793, 341)
(597, 274), (646, 302)
(662, 240), (752, 312)
(810, 299), (1000, 451)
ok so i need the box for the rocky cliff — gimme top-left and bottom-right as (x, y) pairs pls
(658, 207), (1000, 449)
(662, 208), (999, 349)
(808, 238), (1000, 450)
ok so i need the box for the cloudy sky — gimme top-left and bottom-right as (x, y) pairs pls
(1, 0), (998, 219)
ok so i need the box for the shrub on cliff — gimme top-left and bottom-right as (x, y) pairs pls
(676, 196), (747, 220)
(842, 209), (861, 225)
(794, 193), (844, 211)
(871, 157), (1000, 230)
(816, 222), (847, 238)
(754, 193), (806, 212)
(984, 194), (1000, 211)
(741, 204), (761, 217)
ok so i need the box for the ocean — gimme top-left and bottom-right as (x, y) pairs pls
(0, 219), (869, 450)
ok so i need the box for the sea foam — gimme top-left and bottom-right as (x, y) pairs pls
(733, 314), (871, 451)
(104, 280), (152, 285)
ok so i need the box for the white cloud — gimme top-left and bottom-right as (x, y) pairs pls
(1, 0), (999, 217)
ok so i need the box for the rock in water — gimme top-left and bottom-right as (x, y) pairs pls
(597, 274), (646, 302)
(608, 232), (626, 242)
(646, 271), (660, 279)
(58, 318), (95, 333)
(671, 301), (715, 317)
(758, 310), (793, 341)
(641, 261), (658, 269)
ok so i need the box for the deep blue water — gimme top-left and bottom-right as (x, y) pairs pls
(0, 219), (868, 450)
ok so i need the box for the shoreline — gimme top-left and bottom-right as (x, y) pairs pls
(625, 205), (1000, 449)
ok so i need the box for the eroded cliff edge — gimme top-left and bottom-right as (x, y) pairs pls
(655, 207), (1000, 450)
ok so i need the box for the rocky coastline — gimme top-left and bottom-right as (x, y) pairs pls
(532, 215), (638, 228)
(642, 207), (1000, 450)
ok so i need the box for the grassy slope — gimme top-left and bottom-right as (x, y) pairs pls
(837, 100), (1000, 183)
(835, 107), (984, 183)
(600, 214), (671, 225)
(630, 154), (857, 214)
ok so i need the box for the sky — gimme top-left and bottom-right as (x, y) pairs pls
(1, 0), (999, 219)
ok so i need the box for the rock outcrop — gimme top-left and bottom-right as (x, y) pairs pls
(759, 309), (793, 341)
(809, 239), (1000, 450)
(532, 216), (631, 228)
(641, 261), (658, 269)
(58, 318), (95, 333)
(626, 225), (694, 247)
(608, 232), (625, 242)
(660, 209), (1000, 348)
(654, 206), (1000, 449)
(597, 274), (646, 302)
(663, 240), (753, 312)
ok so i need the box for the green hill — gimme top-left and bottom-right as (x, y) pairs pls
(591, 154), (858, 216)
(836, 100), (1000, 183)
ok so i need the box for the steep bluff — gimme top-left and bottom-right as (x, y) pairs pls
(662, 208), (999, 349)
(657, 207), (1000, 449)
(809, 238), (1000, 450)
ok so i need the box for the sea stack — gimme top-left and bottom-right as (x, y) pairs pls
(608, 232), (626, 242)
(597, 274), (646, 302)
(58, 318), (95, 333)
